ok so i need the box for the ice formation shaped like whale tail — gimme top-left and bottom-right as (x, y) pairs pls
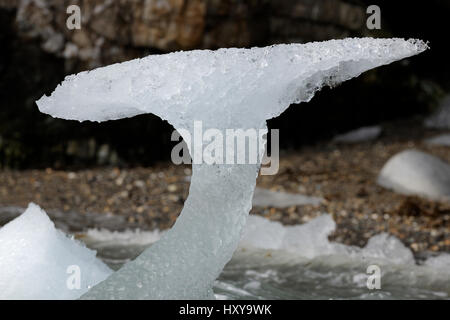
(36, 38), (427, 299)
(37, 38), (427, 129)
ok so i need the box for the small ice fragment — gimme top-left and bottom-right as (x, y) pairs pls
(425, 95), (450, 129)
(35, 38), (428, 299)
(333, 125), (382, 143)
(252, 187), (323, 208)
(240, 215), (287, 250)
(424, 253), (450, 270)
(84, 228), (164, 247)
(377, 149), (450, 201)
(424, 133), (450, 147)
(361, 233), (415, 265)
(240, 215), (337, 258)
(0, 203), (112, 300)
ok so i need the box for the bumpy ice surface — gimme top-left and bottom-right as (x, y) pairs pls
(35, 38), (427, 299)
(0, 204), (112, 299)
(377, 149), (450, 201)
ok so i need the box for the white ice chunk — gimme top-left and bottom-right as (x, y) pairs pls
(361, 233), (415, 265)
(424, 253), (450, 270)
(425, 95), (450, 129)
(425, 133), (450, 147)
(85, 228), (164, 247)
(0, 204), (112, 300)
(35, 38), (427, 299)
(377, 149), (450, 201)
(239, 215), (287, 250)
(241, 215), (337, 259)
(252, 187), (323, 208)
(333, 125), (382, 143)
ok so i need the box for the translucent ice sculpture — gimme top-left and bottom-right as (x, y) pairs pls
(36, 38), (427, 299)
(0, 204), (112, 299)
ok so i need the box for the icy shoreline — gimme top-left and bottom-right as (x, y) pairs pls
(1, 204), (448, 299)
(83, 214), (450, 270)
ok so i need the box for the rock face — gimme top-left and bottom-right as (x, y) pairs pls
(377, 150), (450, 202)
(3, 0), (368, 69)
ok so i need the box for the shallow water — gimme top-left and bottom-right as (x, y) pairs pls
(81, 229), (450, 300)
(1, 206), (448, 300)
(215, 249), (450, 300)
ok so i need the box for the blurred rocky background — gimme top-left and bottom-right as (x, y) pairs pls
(0, 0), (449, 168)
(1, 1), (450, 254)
